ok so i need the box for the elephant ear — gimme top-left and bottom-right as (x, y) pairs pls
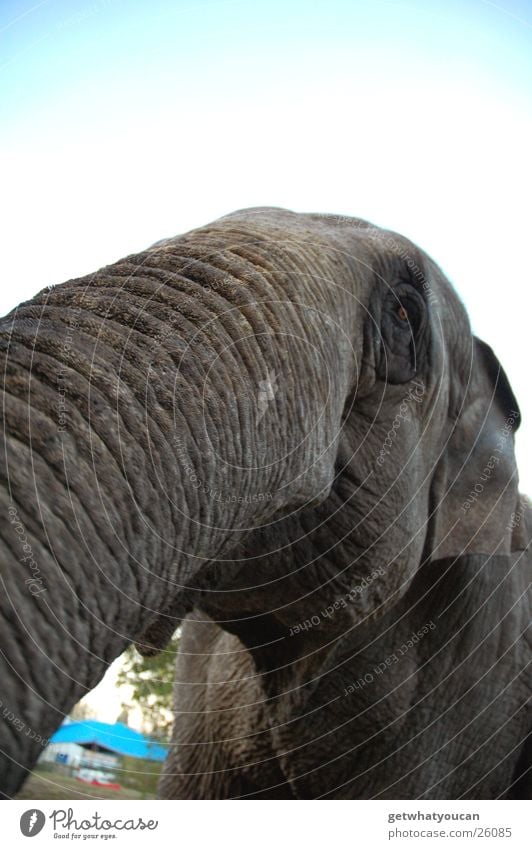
(428, 337), (525, 559)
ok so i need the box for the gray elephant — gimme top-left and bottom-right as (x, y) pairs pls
(0, 208), (530, 799)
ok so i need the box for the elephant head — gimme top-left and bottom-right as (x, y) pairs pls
(0, 207), (528, 798)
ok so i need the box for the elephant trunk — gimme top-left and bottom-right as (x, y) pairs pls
(0, 212), (362, 794)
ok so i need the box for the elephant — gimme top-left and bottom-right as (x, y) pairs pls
(0, 207), (530, 799)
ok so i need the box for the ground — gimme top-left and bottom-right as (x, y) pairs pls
(15, 767), (155, 800)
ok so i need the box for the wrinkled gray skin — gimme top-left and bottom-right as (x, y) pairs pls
(0, 208), (530, 799)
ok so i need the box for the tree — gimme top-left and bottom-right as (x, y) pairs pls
(117, 633), (179, 742)
(70, 701), (98, 721)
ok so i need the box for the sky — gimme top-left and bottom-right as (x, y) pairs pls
(1, 0), (531, 721)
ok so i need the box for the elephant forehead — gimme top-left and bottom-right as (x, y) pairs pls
(196, 206), (378, 251)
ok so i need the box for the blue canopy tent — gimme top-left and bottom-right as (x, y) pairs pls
(50, 720), (168, 762)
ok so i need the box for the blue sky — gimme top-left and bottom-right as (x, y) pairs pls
(1, 0), (531, 475)
(2, 0), (531, 721)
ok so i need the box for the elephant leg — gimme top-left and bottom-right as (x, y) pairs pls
(159, 614), (294, 799)
(507, 731), (531, 799)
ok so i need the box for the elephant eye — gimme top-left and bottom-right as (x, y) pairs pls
(391, 288), (423, 334)
(377, 284), (427, 383)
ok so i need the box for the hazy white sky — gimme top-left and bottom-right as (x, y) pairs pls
(1, 0), (531, 721)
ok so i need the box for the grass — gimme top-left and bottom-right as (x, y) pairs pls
(15, 767), (155, 800)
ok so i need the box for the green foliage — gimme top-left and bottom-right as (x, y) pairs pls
(117, 633), (180, 743)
